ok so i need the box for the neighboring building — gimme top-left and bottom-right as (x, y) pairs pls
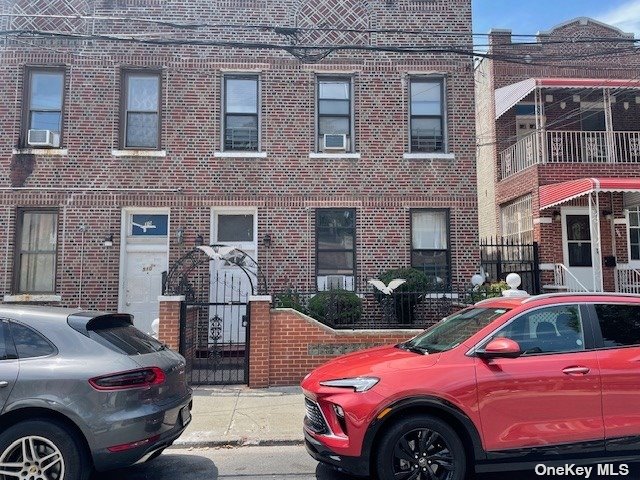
(0, 0), (477, 334)
(476, 17), (640, 293)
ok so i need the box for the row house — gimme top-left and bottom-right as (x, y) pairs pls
(476, 17), (640, 293)
(0, 0), (477, 335)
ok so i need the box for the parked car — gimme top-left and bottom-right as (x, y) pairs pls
(0, 305), (192, 480)
(302, 292), (640, 479)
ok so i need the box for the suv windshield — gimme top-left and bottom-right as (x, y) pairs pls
(401, 307), (510, 354)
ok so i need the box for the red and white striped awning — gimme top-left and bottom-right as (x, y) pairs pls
(494, 77), (640, 120)
(539, 178), (640, 210)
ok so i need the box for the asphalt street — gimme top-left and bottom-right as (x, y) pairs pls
(90, 445), (640, 480)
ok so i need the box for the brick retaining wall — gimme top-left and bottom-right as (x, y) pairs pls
(248, 297), (421, 388)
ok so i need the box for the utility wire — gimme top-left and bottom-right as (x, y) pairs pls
(0, 12), (638, 44)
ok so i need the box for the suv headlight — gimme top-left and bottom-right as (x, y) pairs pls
(319, 377), (379, 392)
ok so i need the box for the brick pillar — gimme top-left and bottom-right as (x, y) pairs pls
(158, 295), (185, 351)
(248, 295), (272, 388)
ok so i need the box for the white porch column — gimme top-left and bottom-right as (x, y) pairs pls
(535, 87), (546, 164)
(603, 88), (616, 163)
(589, 192), (604, 292)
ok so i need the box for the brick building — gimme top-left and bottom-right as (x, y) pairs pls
(1, 0), (478, 335)
(476, 17), (640, 293)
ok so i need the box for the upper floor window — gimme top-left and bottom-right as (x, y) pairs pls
(317, 78), (353, 152)
(14, 209), (58, 294)
(224, 75), (259, 151)
(23, 68), (64, 148)
(122, 71), (161, 149)
(410, 78), (445, 153)
(316, 209), (356, 290)
(411, 209), (449, 287)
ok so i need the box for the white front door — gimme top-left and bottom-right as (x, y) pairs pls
(210, 208), (257, 345)
(120, 211), (169, 336)
(562, 208), (595, 291)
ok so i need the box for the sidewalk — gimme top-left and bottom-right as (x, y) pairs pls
(174, 386), (306, 448)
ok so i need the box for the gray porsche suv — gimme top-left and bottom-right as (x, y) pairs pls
(0, 305), (192, 480)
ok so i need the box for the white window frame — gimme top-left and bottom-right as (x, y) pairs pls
(626, 206), (640, 266)
(210, 207), (258, 266)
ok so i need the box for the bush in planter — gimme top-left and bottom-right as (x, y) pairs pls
(308, 289), (362, 326)
(470, 281), (509, 302)
(377, 268), (434, 324)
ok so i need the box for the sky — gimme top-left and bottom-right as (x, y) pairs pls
(473, 0), (640, 39)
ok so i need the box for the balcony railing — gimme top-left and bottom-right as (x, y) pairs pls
(500, 130), (640, 178)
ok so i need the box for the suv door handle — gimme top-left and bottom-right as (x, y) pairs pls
(0, 381), (8, 388)
(563, 366), (590, 376)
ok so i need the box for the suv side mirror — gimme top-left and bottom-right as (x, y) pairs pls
(477, 338), (521, 359)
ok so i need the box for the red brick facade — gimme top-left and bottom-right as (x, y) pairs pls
(475, 17), (640, 292)
(1, 0), (478, 309)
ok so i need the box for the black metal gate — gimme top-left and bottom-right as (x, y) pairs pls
(480, 238), (541, 294)
(163, 245), (267, 386)
(180, 271), (250, 385)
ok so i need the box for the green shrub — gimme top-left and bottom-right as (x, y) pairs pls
(308, 289), (362, 325)
(376, 268), (434, 324)
(275, 290), (307, 314)
(471, 281), (509, 302)
(379, 268), (432, 292)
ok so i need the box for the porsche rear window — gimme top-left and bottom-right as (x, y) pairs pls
(89, 324), (164, 355)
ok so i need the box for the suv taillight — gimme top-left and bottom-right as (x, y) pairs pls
(89, 367), (166, 391)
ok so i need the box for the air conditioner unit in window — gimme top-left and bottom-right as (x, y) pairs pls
(323, 134), (347, 151)
(326, 275), (346, 290)
(27, 129), (60, 148)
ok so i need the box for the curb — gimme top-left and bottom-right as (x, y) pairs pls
(170, 438), (306, 449)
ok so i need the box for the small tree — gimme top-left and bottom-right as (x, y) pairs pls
(377, 268), (432, 324)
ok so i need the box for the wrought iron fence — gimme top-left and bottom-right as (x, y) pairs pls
(273, 286), (507, 330)
(480, 238), (540, 295)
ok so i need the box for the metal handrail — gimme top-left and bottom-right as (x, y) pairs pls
(553, 263), (590, 292)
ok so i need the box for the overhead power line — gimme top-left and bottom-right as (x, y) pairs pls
(0, 12), (638, 44)
(2, 28), (640, 66)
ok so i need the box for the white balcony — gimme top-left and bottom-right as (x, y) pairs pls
(500, 130), (640, 179)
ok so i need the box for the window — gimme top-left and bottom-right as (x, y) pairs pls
(0, 322), (7, 360)
(629, 207), (640, 260)
(14, 210), (58, 294)
(594, 304), (640, 348)
(489, 305), (585, 355)
(89, 322), (164, 355)
(122, 71), (161, 149)
(317, 78), (352, 152)
(23, 68), (64, 146)
(501, 195), (534, 244)
(9, 322), (56, 358)
(410, 78), (445, 153)
(316, 209), (356, 287)
(411, 210), (449, 286)
(224, 75), (259, 151)
(218, 215), (254, 242)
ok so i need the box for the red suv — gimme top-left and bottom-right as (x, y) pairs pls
(302, 292), (640, 479)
